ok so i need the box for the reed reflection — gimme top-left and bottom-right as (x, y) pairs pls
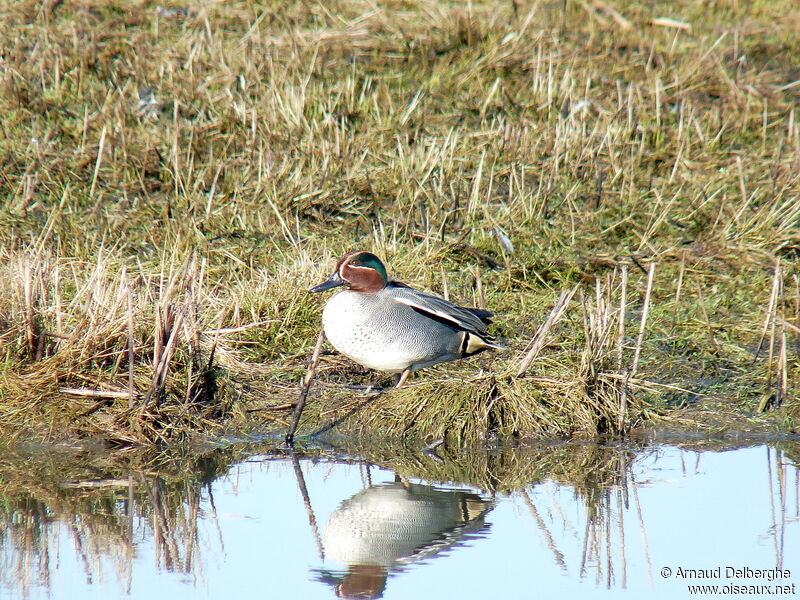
(0, 446), (234, 598)
(0, 441), (796, 599)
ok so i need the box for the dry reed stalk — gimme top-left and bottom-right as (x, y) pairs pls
(184, 256), (200, 406)
(54, 261), (62, 339)
(794, 274), (800, 355)
(204, 307), (230, 372)
(59, 388), (131, 399)
(286, 329), (326, 444)
(595, 277), (605, 336)
(143, 306), (185, 411)
(758, 263), (786, 412)
(88, 126), (107, 208)
(778, 317), (800, 335)
(139, 259), (188, 410)
(474, 268), (486, 310)
(777, 324), (788, 407)
(126, 272), (135, 407)
(766, 286), (779, 391)
(579, 289), (593, 370)
(671, 252), (685, 331)
(617, 265), (629, 432)
(755, 260), (782, 361)
(758, 265), (779, 410)
(22, 260), (36, 359)
(200, 319), (277, 335)
(516, 286), (578, 377)
(630, 263), (655, 378)
(691, 280), (722, 366)
(153, 303), (165, 371)
(616, 265), (627, 372)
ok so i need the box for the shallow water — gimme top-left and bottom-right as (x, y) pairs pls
(0, 439), (797, 599)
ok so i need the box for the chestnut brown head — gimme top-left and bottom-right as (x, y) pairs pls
(309, 251), (389, 294)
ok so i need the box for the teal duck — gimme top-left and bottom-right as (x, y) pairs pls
(309, 250), (502, 387)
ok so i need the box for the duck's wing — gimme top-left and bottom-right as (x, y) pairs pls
(465, 307), (494, 323)
(388, 285), (494, 338)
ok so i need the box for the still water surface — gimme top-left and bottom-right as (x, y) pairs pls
(0, 439), (797, 599)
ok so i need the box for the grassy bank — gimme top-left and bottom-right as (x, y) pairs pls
(1, 0), (799, 445)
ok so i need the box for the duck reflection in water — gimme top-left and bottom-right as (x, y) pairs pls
(314, 476), (493, 599)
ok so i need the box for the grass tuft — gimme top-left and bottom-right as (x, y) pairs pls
(1, 0), (799, 445)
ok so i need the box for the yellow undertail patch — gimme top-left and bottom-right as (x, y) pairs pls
(461, 332), (494, 357)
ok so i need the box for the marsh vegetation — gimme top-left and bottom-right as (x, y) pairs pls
(1, 0), (799, 446)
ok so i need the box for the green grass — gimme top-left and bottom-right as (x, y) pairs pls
(0, 0), (798, 445)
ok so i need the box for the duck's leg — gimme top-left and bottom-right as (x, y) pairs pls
(394, 368), (412, 388)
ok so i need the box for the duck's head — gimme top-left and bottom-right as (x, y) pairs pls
(309, 250), (389, 294)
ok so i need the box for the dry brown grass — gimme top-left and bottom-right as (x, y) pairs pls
(1, 0), (799, 445)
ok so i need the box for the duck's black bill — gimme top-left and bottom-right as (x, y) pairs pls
(309, 271), (345, 293)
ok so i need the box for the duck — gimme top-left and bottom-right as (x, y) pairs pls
(309, 250), (502, 387)
(317, 478), (492, 597)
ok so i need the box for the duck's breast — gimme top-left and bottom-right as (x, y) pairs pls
(321, 290), (459, 372)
